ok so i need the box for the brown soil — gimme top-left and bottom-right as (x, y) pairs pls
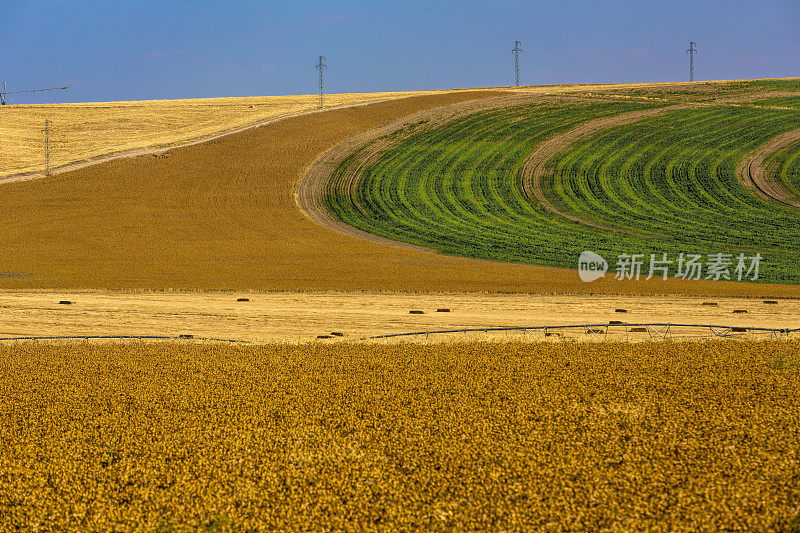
(737, 129), (800, 209)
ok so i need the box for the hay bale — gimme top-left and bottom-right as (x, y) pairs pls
(58, 300), (72, 305)
(409, 310), (425, 314)
(701, 302), (718, 306)
(585, 328), (606, 335)
(436, 308), (451, 313)
(609, 320), (624, 325)
(763, 300), (779, 305)
(733, 309), (748, 314)
(236, 297), (250, 302)
(178, 334), (194, 339)
(614, 309), (627, 313)
(316, 335), (332, 339)
(630, 327), (648, 333)
(330, 332), (344, 337)
(732, 327), (747, 333)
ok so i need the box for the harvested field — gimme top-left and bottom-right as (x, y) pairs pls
(2, 341), (799, 530)
(0, 291), (798, 342)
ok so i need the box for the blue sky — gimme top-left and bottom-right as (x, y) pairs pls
(3, 0), (799, 102)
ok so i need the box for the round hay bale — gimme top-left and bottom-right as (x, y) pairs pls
(178, 334), (194, 339)
(701, 302), (718, 306)
(236, 298), (250, 302)
(763, 300), (779, 305)
(614, 309), (627, 313)
(609, 320), (624, 325)
(58, 300), (72, 305)
(436, 308), (451, 313)
(629, 327), (648, 333)
(409, 310), (424, 314)
(316, 335), (332, 339)
(330, 332), (344, 337)
(732, 309), (748, 314)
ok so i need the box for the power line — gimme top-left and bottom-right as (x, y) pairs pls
(686, 41), (697, 82)
(316, 55), (327, 108)
(1, 82), (69, 105)
(41, 119), (52, 175)
(512, 41), (522, 87)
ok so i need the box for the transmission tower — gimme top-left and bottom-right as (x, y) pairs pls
(41, 120), (53, 175)
(1, 82), (69, 105)
(512, 41), (522, 87)
(686, 42), (697, 82)
(316, 56), (327, 108)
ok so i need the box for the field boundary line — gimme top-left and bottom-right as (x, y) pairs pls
(0, 95), (462, 186)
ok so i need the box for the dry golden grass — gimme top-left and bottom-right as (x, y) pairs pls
(0, 89), (454, 178)
(0, 290), (798, 343)
(0, 89), (798, 295)
(2, 341), (799, 530)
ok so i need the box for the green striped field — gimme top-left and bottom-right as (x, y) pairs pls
(326, 100), (800, 284)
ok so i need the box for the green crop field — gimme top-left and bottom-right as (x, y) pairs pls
(752, 96), (800, 109)
(327, 99), (800, 284)
(770, 142), (800, 201)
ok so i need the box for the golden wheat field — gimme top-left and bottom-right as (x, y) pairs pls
(1, 341), (798, 530)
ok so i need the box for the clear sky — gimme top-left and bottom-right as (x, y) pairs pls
(3, 0), (799, 103)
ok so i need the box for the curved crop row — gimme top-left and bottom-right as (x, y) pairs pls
(327, 102), (800, 283)
(767, 141), (800, 202)
(327, 101), (662, 264)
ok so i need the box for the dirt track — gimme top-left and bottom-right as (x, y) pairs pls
(520, 105), (689, 232)
(737, 128), (800, 209)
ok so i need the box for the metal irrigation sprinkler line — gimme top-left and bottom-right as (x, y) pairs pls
(360, 323), (799, 341)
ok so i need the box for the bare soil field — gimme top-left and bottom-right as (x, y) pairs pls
(0, 291), (797, 342)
